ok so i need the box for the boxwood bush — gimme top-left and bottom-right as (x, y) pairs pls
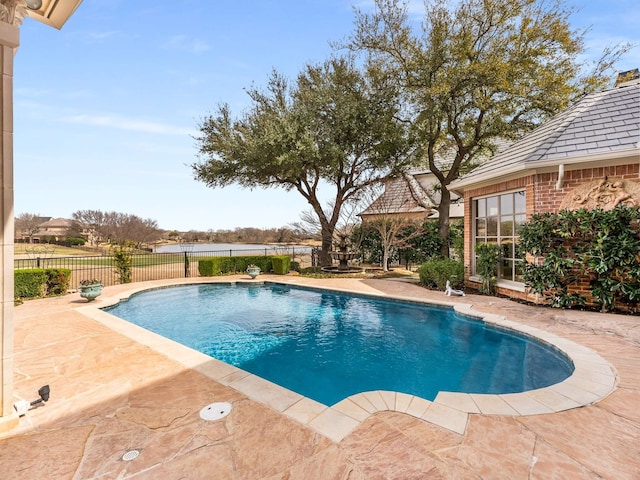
(198, 255), (290, 276)
(271, 256), (290, 275)
(418, 258), (464, 290)
(14, 268), (71, 299)
(15, 269), (47, 298)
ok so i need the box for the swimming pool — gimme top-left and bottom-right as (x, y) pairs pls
(105, 282), (574, 406)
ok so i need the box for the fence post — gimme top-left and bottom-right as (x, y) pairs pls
(36, 256), (41, 268)
(184, 251), (189, 278)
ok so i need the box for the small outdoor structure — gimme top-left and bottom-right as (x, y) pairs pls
(322, 234), (363, 274)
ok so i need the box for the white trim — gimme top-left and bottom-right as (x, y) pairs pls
(452, 149), (640, 191)
(468, 276), (526, 292)
(526, 149), (640, 170)
(496, 279), (526, 292)
(470, 190), (526, 283)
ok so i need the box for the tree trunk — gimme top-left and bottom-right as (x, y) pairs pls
(319, 225), (334, 267)
(382, 247), (390, 272)
(438, 187), (451, 258)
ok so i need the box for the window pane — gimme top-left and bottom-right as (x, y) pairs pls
(500, 194), (513, 215)
(501, 240), (514, 259)
(501, 217), (514, 236)
(476, 218), (486, 236)
(501, 259), (513, 280)
(514, 191), (526, 213)
(515, 260), (524, 282)
(515, 214), (526, 235)
(515, 240), (525, 260)
(487, 196), (498, 216)
(487, 217), (498, 236)
(476, 198), (486, 217)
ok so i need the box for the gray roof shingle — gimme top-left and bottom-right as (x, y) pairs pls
(452, 82), (640, 189)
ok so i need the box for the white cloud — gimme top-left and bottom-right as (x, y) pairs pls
(88, 30), (120, 40)
(61, 113), (195, 136)
(165, 35), (211, 54)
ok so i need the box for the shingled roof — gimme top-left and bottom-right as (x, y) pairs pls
(359, 176), (431, 217)
(451, 80), (640, 190)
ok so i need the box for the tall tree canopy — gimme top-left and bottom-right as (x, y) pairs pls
(15, 213), (43, 243)
(347, 0), (630, 257)
(192, 56), (409, 265)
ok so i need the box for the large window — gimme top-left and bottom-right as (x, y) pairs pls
(474, 191), (526, 283)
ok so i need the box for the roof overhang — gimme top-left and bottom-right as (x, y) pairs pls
(25, 0), (83, 29)
(450, 148), (640, 193)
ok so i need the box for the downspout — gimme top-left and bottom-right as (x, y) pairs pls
(555, 164), (565, 190)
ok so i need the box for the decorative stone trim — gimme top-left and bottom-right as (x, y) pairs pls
(0, 1), (27, 26)
(81, 279), (617, 441)
(559, 178), (640, 211)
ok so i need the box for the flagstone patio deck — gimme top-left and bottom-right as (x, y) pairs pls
(1, 276), (638, 479)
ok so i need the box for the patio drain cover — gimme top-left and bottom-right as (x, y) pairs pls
(122, 449), (140, 462)
(200, 401), (232, 421)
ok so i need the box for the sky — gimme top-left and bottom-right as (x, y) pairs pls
(13, 0), (640, 232)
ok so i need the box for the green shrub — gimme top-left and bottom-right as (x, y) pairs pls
(233, 256), (270, 272)
(112, 244), (133, 284)
(418, 258), (464, 290)
(520, 206), (640, 312)
(271, 256), (290, 275)
(290, 261), (301, 272)
(15, 269), (47, 298)
(65, 237), (86, 246)
(475, 243), (501, 295)
(198, 255), (290, 276)
(44, 268), (71, 296)
(198, 258), (222, 276)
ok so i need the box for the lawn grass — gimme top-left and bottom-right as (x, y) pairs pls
(14, 244), (93, 256)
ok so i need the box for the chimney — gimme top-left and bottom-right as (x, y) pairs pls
(615, 69), (640, 87)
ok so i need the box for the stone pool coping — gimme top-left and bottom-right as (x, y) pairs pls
(77, 278), (617, 443)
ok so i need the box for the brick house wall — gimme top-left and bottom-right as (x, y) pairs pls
(462, 161), (640, 302)
(533, 163), (639, 214)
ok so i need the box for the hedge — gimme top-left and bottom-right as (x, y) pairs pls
(198, 255), (290, 276)
(15, 268), (71, 299)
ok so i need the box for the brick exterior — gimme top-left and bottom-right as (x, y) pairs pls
(533, 163), (639, 214)
(463, 162), (640, 302)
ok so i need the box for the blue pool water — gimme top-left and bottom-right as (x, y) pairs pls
(105, 283), (574, 406)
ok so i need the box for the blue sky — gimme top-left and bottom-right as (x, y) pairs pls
(13, 0), (640, 232)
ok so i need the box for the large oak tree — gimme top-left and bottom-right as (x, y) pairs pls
(347, 0), (630, 257)
(192, 56), (410, 265)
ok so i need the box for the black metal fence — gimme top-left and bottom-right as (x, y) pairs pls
(14, 246), (313, 289)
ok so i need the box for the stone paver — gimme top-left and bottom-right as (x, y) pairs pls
(0, 275), (638, 479)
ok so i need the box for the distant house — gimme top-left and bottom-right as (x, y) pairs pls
(34, 217), (75, 242)
(359, 169), (464, 223)
(15, 217), (83, 244)
(450, 71), (640, 301)
(360, 139), (513, 225)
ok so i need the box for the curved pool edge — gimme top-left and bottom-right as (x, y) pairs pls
(76, 278), (618, 443)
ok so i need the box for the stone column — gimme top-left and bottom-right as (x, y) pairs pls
(0, 7), (19, 432)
